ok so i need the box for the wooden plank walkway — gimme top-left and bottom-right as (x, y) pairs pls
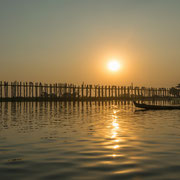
(0, 81), (174, 102)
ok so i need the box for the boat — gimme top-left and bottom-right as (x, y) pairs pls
(133, 101), (180, 110)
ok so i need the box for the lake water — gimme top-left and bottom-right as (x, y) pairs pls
(0, 101), (180, 180)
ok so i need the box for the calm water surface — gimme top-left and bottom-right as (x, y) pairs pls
(0, 101), (180, 180)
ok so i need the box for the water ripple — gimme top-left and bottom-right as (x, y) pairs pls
(0, 101), (180, 179)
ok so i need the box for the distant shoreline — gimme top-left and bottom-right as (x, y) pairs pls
(0, 96), (178, 102)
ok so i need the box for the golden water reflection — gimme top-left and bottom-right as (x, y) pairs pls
(105, 108), (138, 159)
(110, 109), (121, 157)
(1, 102), (180, 179)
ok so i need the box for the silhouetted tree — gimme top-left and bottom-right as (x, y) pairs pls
(176, 84), (180, 89)
(169, 87), (180, 97)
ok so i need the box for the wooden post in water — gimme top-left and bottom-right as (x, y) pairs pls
(32, 83), (34, 98)
(13, 82), (15, 98)
(108, 86), (111, 98)
(7, 82), (9, 98)
(64, 84), (67, 97)
(77, 86), (80, 99)
(94, 85), (97, 99)
(54, 83), (56, 97)
(165, 88), (167, 97)
(26, 82), (28, 97)
(98, 86), (100, 99)
(10, 82), (13, 98)
(66, 84), (69, 95)
(51, 84), (53, 96)
(57, 84), (60, 97)
(20, 82), (22, 98)
(160, 88), (162, 97)
(5, 82), (8, 98)
(166, 88), (169, 97)
(23, 82), (25, 98)
(81, 84), (84, 99)
(118, 86), (120, 97)
(53, 83), (55, 96)
(105, 86), (107, 99)
(101, 86), (104, 98)
(132, 87), (134, 97)
(50, 84), (55, 97)
(52, 83), (55, 96)
(28, 82), (30, 98)
(19, 82), (21, 97)
(73, 85), (76, 99)
(148, 88), (150, 97)
(70, 84), (72, 95)
(131, 87), (133, 97)
(43, 83), (46, 96)
(143, 87), (146, 97)
(39, 83), (42, 98)
(144, 87), (146, 97)
(154, 88), (157, 97)
(4, 82), (6, 98)
(16, 82), (19, 97)
(124, 86), (126, 97)
(35, 83), (38, 98)
(162, 88), (164, 97)
(163, 88), (165, 97)
(115, 86), (117, 98)
(161, 88), (163, 97)
(29, 82), (31, 98)
(111, 86), (113, 98)
(14, 81), (18, 97)
(143, 88), (146, 97)
(156, 88), (158, 97)
(121, 86), (124, 97)
(58, 84), (60, 97)
(89, 85), (92, 98)
(0, 81), (2, 99)
(60, 84), (63, 97)
(10, 82), (12, 98)
(55, 83), (57, 97)
(127, 86), (130, 97)
(46, 83), (48, 96)
(50, 84), (52, 95)
(158, 88), (160, 97)
(56, 83), (58, 96)
(86, 85), (88, 98)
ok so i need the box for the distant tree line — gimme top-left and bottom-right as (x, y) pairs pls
(169, 84), (180, 97)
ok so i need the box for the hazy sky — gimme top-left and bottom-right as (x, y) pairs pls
(0, 0), (180, 87)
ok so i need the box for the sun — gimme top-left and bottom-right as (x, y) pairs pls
(107, 60), (121, 72)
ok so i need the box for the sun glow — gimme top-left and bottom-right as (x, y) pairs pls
(107, 60), (121, 72)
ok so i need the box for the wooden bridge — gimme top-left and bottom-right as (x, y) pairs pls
(0, 81), (174, 102)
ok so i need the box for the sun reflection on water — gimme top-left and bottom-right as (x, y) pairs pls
(110, 110), (122, 156)
(113, 145), (120, 149)
(111, 110), (120, 139)
(103, 106), (138, 160)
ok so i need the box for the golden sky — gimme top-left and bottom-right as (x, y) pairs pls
(0, 0), (180, 87)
